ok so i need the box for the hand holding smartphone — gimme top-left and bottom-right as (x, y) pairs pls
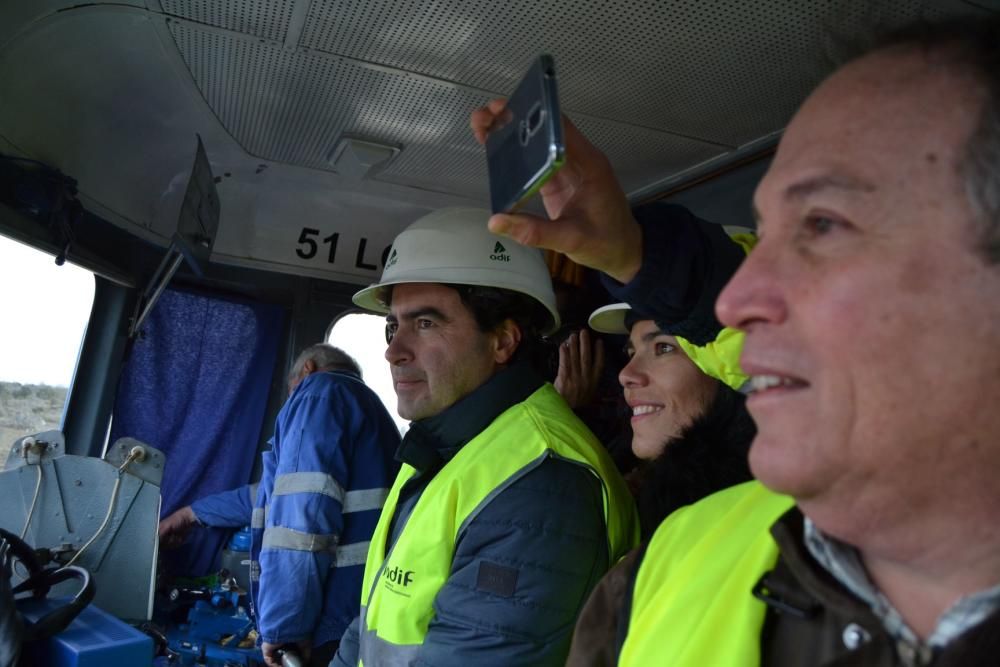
(485, 55), (565, 214)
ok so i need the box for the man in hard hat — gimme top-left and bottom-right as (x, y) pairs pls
(332, 208), (638, 666)
(159, 344), (400, 667)
(473, 15), (1000, 666)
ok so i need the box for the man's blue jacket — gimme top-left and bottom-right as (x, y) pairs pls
(192, 369), (401, 647)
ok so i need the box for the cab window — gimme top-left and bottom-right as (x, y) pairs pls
(328, 311), (407, 434)
(0, 234), (94, 458)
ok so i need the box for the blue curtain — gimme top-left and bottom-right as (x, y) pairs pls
(111, 287), (286, 575)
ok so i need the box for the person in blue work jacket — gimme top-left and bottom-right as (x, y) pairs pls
(158, 343), (401, 667)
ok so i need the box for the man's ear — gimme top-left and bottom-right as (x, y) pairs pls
(493, 319), (523, 366)
(302, 359), (318, 376)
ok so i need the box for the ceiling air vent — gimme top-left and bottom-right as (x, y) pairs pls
(327, 136), (401, 180)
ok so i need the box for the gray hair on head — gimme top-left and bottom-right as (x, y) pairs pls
(288, 343), (363, 384)
(873, 16), (1000, 262)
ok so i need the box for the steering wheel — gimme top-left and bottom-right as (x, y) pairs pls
(0, 528), (95, 642)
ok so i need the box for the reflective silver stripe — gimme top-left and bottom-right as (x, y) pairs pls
(251, 506), (266, 529)
(343, 488), (389, 514)
(358, 606), (421, 666)
(262, 526), (338, 554)
(248, 482), (260, 501)
(273, 472), (345, 503)
(332, 541), (370, 568)
(249, 560), (261, 582)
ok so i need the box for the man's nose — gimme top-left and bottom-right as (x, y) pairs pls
(716, 245), (788, 332)
(385, 328), (412, 365)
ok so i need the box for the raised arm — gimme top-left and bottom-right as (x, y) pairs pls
(471, 100), (642, 284)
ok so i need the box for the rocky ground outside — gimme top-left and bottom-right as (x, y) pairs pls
(0, 381), (66, 462)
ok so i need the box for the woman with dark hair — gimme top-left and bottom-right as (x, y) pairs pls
(564, 303), (755, 665)
(595, 304), (755, 539)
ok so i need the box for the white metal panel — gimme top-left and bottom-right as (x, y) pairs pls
(0, 0), (990, 286)
(0, 4), (482, 284)
(0, 6), (233, 242)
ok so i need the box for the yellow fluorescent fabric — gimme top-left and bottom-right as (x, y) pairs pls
(620, 481), (795, 667)
(676, 230), (756, 390)
(360, 384), (639, 653)
(676, 326), (747, 390)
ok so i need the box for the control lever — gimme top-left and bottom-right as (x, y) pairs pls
(279, 646), (304, 667)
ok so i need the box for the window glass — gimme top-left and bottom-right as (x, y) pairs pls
(0, 235), (95, 458)
(328, 312), (407, 434)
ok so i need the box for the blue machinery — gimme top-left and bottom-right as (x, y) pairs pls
(18, 597), (152, 667)
(161, 562), (263, 666)
(163, 595), (261, 666)
(16, 579), (266, 667)
(2, 432), (269, 667)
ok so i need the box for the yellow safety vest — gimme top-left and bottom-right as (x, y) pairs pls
(620, 481), (795, 666)
(357, 384), (639, 666)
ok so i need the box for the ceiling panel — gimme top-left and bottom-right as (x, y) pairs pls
(168, 20), (726, 199)
(160, 0), (295, 41)
(1, 0), (991, 284)
(299, 0), (967, 146)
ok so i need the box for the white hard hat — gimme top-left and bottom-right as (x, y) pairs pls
(352, 208), (560, 334)
(588, 302), (631, 334)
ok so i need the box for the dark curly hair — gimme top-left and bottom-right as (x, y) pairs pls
(631, 382), (756, 540)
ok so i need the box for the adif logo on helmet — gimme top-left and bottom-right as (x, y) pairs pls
(349, 207), (562, 335)
(490, 241), (510, 262)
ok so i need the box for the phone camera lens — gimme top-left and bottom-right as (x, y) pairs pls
(528, 104), (543, 132)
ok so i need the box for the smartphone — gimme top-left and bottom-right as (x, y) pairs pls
(485, 54), (565, 214)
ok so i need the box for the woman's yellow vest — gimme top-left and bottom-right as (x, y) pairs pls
(620, 481), (795, 666)
(356, 384), (639, 666)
